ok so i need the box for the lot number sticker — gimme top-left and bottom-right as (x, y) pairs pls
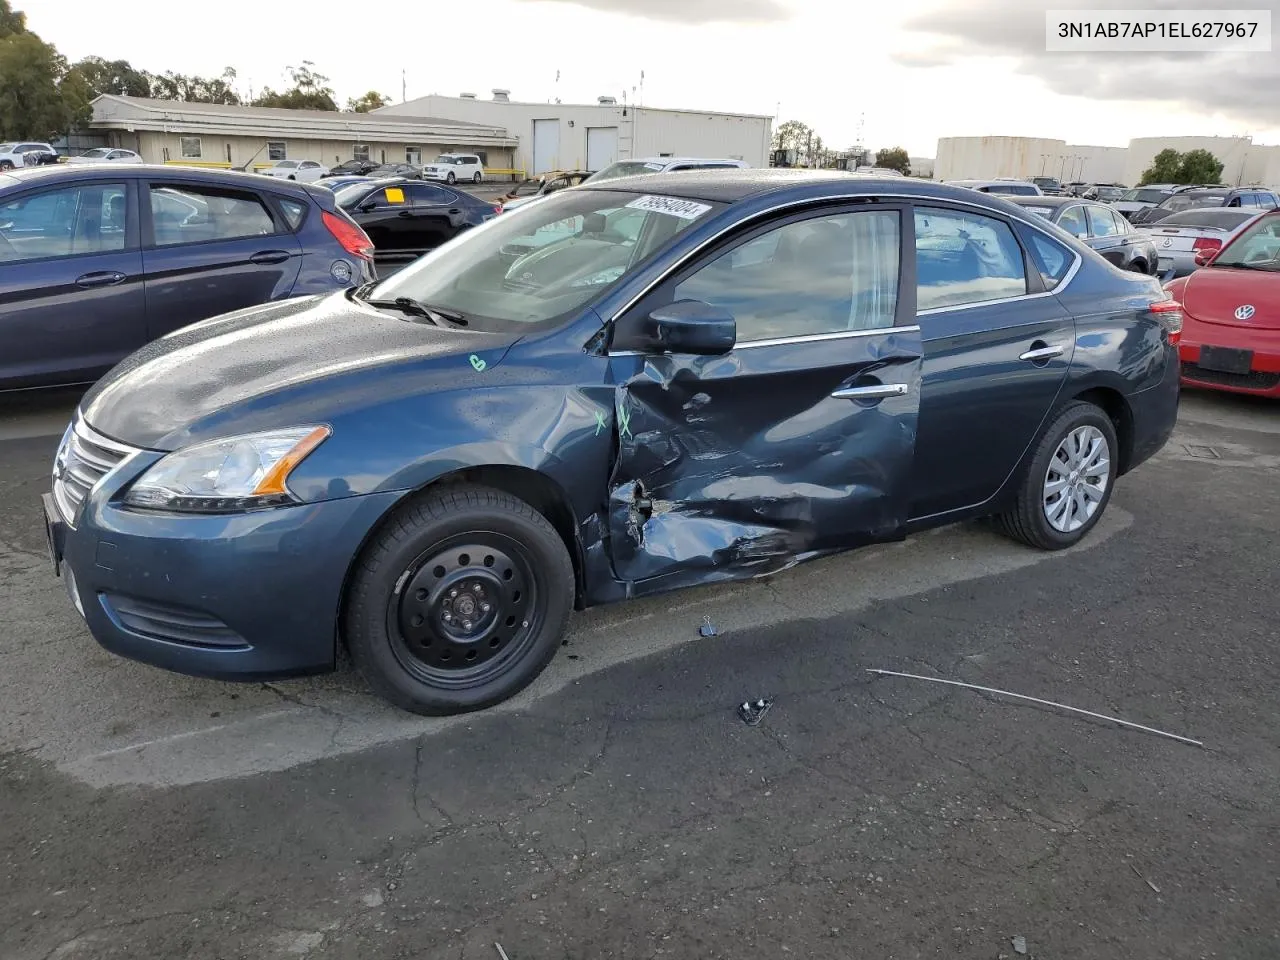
(384, 187), (405, 204)
(625, 195), (713, 220)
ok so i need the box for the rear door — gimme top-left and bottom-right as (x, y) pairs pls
(404, 183), (462, 250)
(0, 178), (146, 388)
(1084, 204), (1126, 264)
(140, 180), (303, 338)
(606, 203), (922, 593)
(907, 204), (1075, 521)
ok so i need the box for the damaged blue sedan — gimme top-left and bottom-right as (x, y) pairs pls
(44, 170), (1182, 714)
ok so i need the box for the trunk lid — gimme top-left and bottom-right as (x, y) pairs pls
(1179, 267), (1280, 330)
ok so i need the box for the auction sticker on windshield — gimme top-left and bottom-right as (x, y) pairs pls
(625, 195), (713, 220)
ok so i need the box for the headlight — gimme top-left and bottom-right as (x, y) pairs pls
(123, 426), (330, 513)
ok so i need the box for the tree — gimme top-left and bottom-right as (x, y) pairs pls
(0, 30), (75, 140)
(346, 90), (390, 113)
(772, 119), (811, 153)
(253, 61), (337, 111)
(69, 55), (151, 98)
(1139, 148), (1182, 185)
(0, 0), (25, 39)
(875, 146), (911, 176)
(148, 67), (239, 104)
(1177, 148), (1224, 185)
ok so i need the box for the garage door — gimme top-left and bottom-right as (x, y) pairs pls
(531, 119), (559, 174)
(586, 127), (618, 172)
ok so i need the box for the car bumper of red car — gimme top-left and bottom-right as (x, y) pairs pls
(1179, 322), (1280, 397)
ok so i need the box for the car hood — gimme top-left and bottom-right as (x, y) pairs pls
(1177, 267), (1280, 330)
(80, 293), (522, 450)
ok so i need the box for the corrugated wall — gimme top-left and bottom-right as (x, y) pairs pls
(630, 110), (771, 167)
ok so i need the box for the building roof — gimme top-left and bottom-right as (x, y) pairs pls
(377, 93), (774, 122)
(89, 95), (517, 147)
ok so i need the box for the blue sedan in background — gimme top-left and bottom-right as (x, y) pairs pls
(43, 171), (1181, 715)
(0, 165), (376, 390)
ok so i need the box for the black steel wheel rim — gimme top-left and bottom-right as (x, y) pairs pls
(385, 532), (542, 689)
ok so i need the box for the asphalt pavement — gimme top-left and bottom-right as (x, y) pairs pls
(1, 388), (1277, 959)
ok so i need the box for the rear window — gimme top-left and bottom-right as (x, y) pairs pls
(987, 184), (1038, 196)
(1022, 205), (1057, 218)
(1121, 189), (1169, 204)
(1160, 209), (1259, 230)
(278, 198), (308, 230)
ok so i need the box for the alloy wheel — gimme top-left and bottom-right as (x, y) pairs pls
(1043, 425), (1110, 533)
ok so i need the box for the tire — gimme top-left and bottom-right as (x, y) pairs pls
(446, 172), (456, 184)
(287, 174), (296, 181)
(993, 401), (1118, 551)
(344, 484), (574, 715)
(473, 172), (482, 183)
(0, 160), (12, 171)
(1129, 260), (1148, 273)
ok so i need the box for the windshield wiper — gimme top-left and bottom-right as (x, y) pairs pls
(361, 296), (470, 327)
(1213, 261), (1277, 272)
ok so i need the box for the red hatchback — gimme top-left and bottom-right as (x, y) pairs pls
(1167, 211), (1280, 398)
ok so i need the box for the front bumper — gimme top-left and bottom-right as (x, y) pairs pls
(47, 451), (404, 681)
(1179, 319), (1280, 398)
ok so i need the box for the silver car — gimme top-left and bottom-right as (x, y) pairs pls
(1147, 207), (1268, 280)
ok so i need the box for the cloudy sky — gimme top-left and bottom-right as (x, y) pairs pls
(20, 0), (1280, 157)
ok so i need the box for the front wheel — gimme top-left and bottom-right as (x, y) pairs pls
(344, 485), (574, 715)
(0, 160), (12, 171)
(993, 401), (1118, 550)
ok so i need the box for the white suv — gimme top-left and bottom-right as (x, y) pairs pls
(0, 141), (56, 170)
(422, 154), (485, 184)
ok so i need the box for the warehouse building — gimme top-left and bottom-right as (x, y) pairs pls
(936, 134), (1279, 187)
(87, 95), (518, 172)
(375, 90), (774, 174)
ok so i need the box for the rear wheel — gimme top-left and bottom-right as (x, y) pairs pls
(473, 172), (482, 183)
(1129, 259), (1148, 273)
(344, 484), (574, 715)
(446, 172), (456, 184)
(993, 401), (1118, 550)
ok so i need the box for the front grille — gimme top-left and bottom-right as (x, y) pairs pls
(102, 593), (248, 648)
(1181, 362), (1280, 391)
(52, 419), (138, 527)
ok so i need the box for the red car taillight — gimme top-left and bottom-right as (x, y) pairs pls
(1191, 236), (1222, 254)
(1149, 298), (1183, 345)
(321, 210), (375, 262)
(494, 204), (503, 215)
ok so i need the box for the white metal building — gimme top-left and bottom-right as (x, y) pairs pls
(935, 136), (1127, 184)
(375, 91), (774, 175)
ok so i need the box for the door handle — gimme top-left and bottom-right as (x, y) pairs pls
(249, 250), (292, 264)
(448, 209), (460, 215)
(830, 383), (910, 401)
(1019, 343), (1065, 362)
(75, 271), (126, 288)
(397, 211), (414, 219)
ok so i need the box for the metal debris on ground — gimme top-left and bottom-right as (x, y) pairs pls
(739, 698), (773, 726)
(698, 616), (719, 637)
(1130, 862), (1161, 893)
(866, 669), (1203, 747)
(1011, 934), (1028, 955)
(494, 943), (511, 960)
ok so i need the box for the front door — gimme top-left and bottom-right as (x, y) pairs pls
(141, 180), (302, 337)
(1084, 204), (1126, 265)
(0, 178), (146, 389)
(605, 203), (922, 595)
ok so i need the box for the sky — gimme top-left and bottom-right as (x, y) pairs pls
(19, 0), (1280, 158)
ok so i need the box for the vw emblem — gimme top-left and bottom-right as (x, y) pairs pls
(1161, 237), (1173, 248)
(1235, 304), (1256, 321)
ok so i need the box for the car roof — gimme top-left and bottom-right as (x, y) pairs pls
(578, 167), (1039, 209)
(0, 162), (320, 199)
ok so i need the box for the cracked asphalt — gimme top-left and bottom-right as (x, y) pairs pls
(2, 387), (1278, 960)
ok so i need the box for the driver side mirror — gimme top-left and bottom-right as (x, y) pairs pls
(359, 201), (377, 212)
(613, 299), (736, 355)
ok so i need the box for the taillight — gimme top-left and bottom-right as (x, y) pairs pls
(321, 210), (375, 261)
(494, 204), (503, 215)
(1149, 298), (1183, 345)
(1191, 237), (1221, 254)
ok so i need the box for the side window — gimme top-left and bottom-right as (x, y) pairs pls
(180, 137), (201, 159)
(148, 184), (276, 247)
(1023, 230), (1073, 290)
(267, 142), (287, 161)
(407, 184), (453, 205)
(674, 209), (901, 341)
(915, 206), (1027, 310)
(1057, 206), (1087, 238)
(0, 183), (128, 263)
(1087, 206), (1120, 237)
(1261, 194), (1278, 210)
(277, 198), (307, 230)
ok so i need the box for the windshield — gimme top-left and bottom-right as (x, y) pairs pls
(1121, 188), (1169, 204)
(334, 182), (382, 206)
(1213, 214), (1280, 270)
(81, 148), (111, 158)
(363, 188), (725, 332)
(584, 161), (666, 184)
(275, 160), (299, 168)
(1162, 192), (1227, 213)
(1096, 187), (1124, 200)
